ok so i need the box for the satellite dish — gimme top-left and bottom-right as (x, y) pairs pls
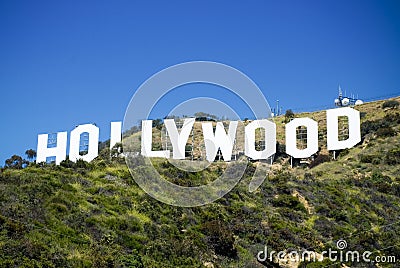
(355, 99), (364, 105)
(341, 98), (350, 106)
(334, 98), (340, 105)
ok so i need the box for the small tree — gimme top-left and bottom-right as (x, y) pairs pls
(5, 155), (28, 169)
(194, 112), (218, 120)
(284, 109), (295, 122)
(152, 119), (163, 130)
(25, 149), (37, 161)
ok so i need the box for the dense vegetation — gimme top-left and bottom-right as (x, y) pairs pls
(1, 97), (399, 267)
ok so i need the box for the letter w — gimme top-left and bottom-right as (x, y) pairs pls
(202, 121), (238, 162)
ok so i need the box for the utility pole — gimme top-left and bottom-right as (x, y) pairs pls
(276, 100), (279, 116)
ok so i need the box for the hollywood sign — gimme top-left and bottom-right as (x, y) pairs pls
(36, 107), (360, 165)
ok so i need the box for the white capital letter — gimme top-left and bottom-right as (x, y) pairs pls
(110, 121), (122, 149)
(286, 118), (318, 158)
(164, 118), (195, 159)
(202, 121), (238, 162)
(245, 120), (276, 160)
(70, 124), (99, 162)
(141, 120), (170, 158)
(327, 107), (361, 150)
(36, 132), (68, 165)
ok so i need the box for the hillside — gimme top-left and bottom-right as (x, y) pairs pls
(1, 97), (400, 267)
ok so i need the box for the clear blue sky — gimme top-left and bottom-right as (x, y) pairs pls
(1, 0), (399, 165)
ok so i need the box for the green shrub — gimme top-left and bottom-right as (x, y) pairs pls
(272, 194), (306, 212)
(60, 158), (75, 168)
(376, 127), (396, 137)
(384, 112), (400, 123)
(309, 154), (330, 168)
(118, 250), (144, 268)
(304, 172), (314, 180)
(338, 148), (350, 157)
(359, 154), (380, 164)
(361, 118), (391, 137)
(385, 148), (400, 165)
(367, 171), (393, 193)
(382, 100), (399, 109)
(201, 220), (237, 258)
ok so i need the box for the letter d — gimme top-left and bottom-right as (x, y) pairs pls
(257, 246), (268, 262)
